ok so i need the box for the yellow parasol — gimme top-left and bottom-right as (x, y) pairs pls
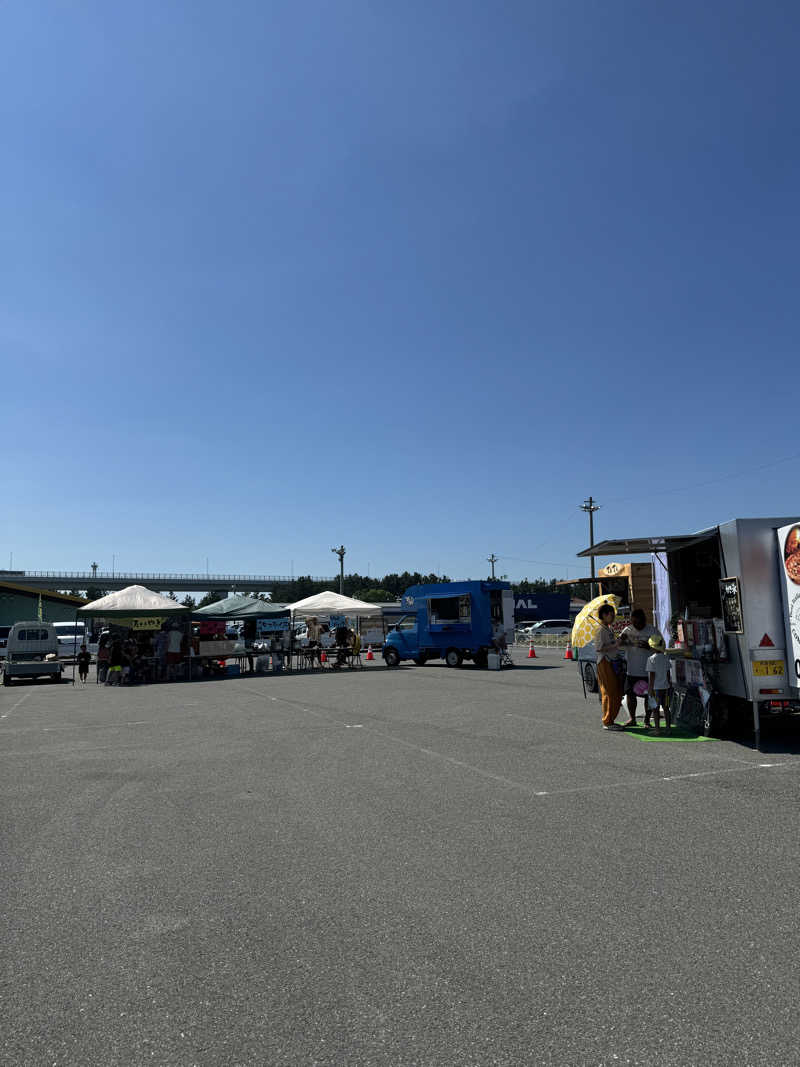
(571, 593), (622, 648)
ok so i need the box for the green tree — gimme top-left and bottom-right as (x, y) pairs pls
(181, 594), (197, 609)
(352, 587), (395, 603)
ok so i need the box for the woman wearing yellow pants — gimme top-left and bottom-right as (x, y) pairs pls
(595, 604), (625, 730)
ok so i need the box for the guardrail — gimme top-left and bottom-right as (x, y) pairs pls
(513, 633), (571, 648)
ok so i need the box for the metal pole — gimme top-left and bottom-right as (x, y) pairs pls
(580, 498), (600, 599)
(487, 553), (498, 580)
(331, 546), (346, 595)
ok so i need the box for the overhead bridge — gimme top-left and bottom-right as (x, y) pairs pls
(1, 571), (335, 594)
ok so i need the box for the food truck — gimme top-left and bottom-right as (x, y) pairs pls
(382, 581), (514, 668)
(576, 517), (800, 746)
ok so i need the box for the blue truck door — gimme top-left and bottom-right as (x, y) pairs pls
(393, 614), (419, 656)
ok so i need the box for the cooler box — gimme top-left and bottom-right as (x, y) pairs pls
(487, 653), (501, 671)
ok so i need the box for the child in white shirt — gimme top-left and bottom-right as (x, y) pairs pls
(646, 634), (671, 734)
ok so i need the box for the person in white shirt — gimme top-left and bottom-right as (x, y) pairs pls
(646, 633), (671, 734)
(619, 608), (658, 726)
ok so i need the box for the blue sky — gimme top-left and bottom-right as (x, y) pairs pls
(2, 0), (799, 583)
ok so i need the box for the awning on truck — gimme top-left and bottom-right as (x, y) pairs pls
(577, 528), (718, 558)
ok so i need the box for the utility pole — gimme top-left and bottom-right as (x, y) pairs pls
(331, 545), (346, 595)
(487, 553), (498, 580)
(580, 497), (600, 597)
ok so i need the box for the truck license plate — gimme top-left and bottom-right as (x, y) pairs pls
(752, 660), (785, 676)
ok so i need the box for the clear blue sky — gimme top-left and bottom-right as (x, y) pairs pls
(3, 1), (799, 583)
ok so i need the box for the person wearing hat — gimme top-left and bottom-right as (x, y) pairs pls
(646, 633), (671, 734)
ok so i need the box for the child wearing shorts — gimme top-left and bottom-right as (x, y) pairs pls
(646, 634), (671, 734)
(77, 644), (91, 684)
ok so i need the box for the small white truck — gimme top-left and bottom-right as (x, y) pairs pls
(3, 621), (64, 685)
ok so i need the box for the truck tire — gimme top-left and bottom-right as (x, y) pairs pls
(582, 662), (598, 693)
(383, 648), (400, 668)
(445, 648), (463, 668)
(703, 695), (728, 737)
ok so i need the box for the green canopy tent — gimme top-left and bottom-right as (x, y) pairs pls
(192, 595), (289, 620)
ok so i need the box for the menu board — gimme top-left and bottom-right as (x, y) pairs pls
(718, 577), (744, 634)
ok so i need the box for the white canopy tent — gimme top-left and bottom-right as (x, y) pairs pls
(288, 590), (382, 617)
(75, 585), (190, 686)
(78, 585), (190, 617)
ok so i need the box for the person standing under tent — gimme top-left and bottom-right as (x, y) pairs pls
(595, 604), (625, 730)
(96, 633), (110, 684)
(619, 608), (658, 727)
(306, 616), (321, 664)
(154, 627), (169, 681)
(166, 625), (183, 681)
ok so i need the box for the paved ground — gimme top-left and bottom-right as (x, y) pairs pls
(2, 651), (800, 1067)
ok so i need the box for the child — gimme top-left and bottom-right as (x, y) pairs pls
(646, 634), (671, 734)
(77, 644), (91, 684)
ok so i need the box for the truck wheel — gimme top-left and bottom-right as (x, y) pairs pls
(473, 650), (488, 669)
(383, 648), (400, 668)
(445, 649), (463, 668)
(703, 695), (729, 737)
(582, 662), (598, 693)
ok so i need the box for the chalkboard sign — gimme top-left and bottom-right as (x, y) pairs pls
(718, 576), (744, 634)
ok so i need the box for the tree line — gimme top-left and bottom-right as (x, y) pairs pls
(66, 572), (577, 609)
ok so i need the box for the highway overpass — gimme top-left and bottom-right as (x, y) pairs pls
(0, 571), (335, 594)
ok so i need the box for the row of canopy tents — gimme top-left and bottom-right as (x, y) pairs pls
(77, 586), (384, 622)
(71, 585), (386, 683)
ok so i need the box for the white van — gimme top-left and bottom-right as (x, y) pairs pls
(53, 621), (88, 659)
(3, 621), (63, 685)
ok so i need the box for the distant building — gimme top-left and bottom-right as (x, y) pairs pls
(0, 581), (88, 627)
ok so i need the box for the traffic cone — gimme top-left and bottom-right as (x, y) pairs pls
(366, 645), (374, 661)
(527, 641), (536, 659)
(320, 651), (327, 663)
(564, 643), (573, 660)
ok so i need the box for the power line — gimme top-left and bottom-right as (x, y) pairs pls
(605, 449), (800, 506)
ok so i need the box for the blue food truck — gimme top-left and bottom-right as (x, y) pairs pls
(382, 581), (515, 668)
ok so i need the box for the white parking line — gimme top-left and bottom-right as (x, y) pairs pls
(0, 691), (32, 720)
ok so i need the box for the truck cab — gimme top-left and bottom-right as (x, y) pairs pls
(382, 581), (514, 668)
(3, 621), (63, 685)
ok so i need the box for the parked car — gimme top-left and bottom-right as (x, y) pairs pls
(527, 619), (573, 636)
(3, 621), (63, 685)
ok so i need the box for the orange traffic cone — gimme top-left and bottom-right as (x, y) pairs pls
(320, 651), (327, 663)
(366, 645), (374, 661)
(527, 641), (536, 659)
(564, 643), (573, 660)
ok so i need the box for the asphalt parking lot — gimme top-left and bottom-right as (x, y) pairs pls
(3, 650), (800, 1066)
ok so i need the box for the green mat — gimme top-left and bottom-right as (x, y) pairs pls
(624, 725), (717, 743)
